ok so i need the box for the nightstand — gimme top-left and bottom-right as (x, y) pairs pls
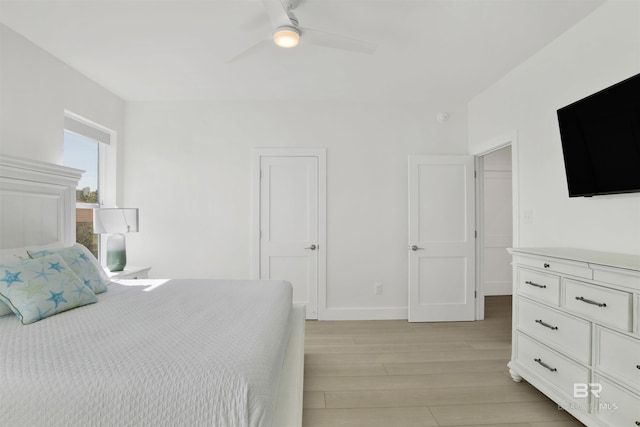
(106, 266), (151, 280)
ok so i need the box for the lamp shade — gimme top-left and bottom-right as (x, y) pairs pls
(93, 208), (139, 234)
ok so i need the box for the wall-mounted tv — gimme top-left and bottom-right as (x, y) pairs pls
(557, 73), (640, 197)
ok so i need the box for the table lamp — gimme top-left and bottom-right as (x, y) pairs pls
(93, 208), (139, 272)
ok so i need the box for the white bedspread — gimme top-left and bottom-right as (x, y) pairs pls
(0, 279), (293, 427)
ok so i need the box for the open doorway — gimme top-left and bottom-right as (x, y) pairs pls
(476, 145), (513, 319)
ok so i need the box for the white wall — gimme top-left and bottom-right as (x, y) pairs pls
(0, 24), (126, 205)
(124, 101), (468, 318)
(469, 1), (640, 255)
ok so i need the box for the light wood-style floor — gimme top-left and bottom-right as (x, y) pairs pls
(302, 296), (585, 427)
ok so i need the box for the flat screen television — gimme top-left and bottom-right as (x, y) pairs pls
(557, 73), (640, 197)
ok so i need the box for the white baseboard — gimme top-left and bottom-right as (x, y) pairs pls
(483, 280), (512, 296)
(319, 307), (407, 321)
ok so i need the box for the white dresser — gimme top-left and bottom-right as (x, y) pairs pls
(508, 248), (640, 427)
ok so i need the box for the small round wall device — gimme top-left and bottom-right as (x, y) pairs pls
(437, 112), (450, 123)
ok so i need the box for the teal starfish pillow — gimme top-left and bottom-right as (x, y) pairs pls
(28, 244), (109, 294)
(0, 254), (98, 325)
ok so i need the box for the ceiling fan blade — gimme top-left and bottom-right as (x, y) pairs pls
(226, 39), (271, 64)
(300, 27), (377, 54)
(261, 0), (293, 29)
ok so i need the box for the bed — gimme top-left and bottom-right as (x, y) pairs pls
(0, 155), (305, 427)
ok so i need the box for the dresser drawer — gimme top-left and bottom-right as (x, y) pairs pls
(592, 375), (640, 427)
(517, 268), (561, 306)
(516, 297), (591, 364)
(595, 326), (640, 393)
(592, 264), (640, 290)
(563, 279), (632, 331)
(514, 254), (592, 279)
(515, 332), (589, 403)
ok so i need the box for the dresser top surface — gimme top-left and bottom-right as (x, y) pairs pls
(509, 247), (640, 272)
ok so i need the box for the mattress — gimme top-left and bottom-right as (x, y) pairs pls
(0, 279), (293, 427)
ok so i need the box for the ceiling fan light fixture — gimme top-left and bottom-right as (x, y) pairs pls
(273, 26), (300, 48)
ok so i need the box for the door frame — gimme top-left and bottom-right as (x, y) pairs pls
(251, 148), (327, 318)
(472, 131), (520, 320)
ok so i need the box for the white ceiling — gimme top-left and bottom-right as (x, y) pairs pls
(0, 0), (604, 103)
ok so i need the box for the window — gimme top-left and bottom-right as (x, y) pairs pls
(62, 113), (113, 259)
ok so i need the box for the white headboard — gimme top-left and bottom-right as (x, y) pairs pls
(0, 155), (83, 250)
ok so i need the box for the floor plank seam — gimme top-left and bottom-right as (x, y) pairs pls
(301, 296), (584, 426)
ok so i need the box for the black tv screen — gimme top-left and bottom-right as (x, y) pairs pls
(557, 73), (640, 197)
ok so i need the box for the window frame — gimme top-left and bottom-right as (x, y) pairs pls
(63, 111), (117, 265)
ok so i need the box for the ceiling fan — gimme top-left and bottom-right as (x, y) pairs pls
(227, 0), (377, 62)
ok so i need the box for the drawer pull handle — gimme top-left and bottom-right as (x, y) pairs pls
(636, 422), (640, 426)
(575, 296), (606, 307)
(636, 365), (640, 370)
(525, 281), (547, 289)
(535, 319), (558, 330)
(543, 263), (550, 268)
(534, 358), (557, 372)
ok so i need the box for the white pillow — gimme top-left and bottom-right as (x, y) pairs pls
(0, 300), (11, 316)
(0, 252), (28, 263)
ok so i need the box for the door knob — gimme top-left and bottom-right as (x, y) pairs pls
(410, 245), (424, 251)
(305, 244), (317, 250)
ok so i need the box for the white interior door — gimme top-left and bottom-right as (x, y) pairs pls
(408, 155), (476, 322)
(260, 155), (319, 319)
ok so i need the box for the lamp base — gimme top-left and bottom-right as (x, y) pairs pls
(106, 233), (127, 272)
